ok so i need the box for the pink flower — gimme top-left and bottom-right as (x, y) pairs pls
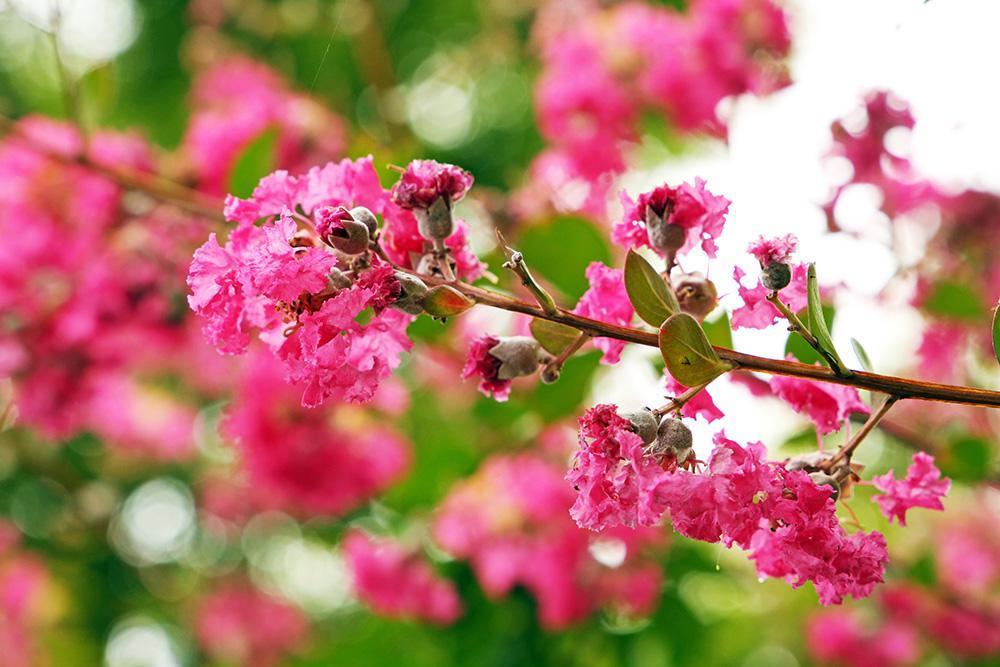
(434, 453), (665, 628)
(571, 262), (634, 364)
(806, 609), (921, 667)
(221, 351), (410, 516)
(769, 373), (870, 435)
(461, 335), (512, 401)
(665, 374), (724, 422)
(747, 233), (798, 266)
(916, 321), (967, 382)
(343, 531), (463, 625)
(195, 582), (308, 667)
(730, 263), (809, 329)
(389, 159), (473, 210)
(380, 207), (486, 281)
(567, 405), (670, 531)
(873, 453), (950, 526)
(613, 179), (731, 258)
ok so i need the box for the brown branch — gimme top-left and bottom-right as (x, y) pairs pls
(827, 395), (899, 468)
(403, 271), (1000, 409)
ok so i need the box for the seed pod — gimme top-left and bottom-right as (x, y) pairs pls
(651, 418), (693, 459)
(674, 273), (719, 320)
(762, 262), (791, 291)
(392, 272), (430, 315)
(674, 446), (694, 466)
(647, 219), (686, 255)
(414, 196), (454, 241)
(540, 365), (561, 384)
(349, 206), (380, 235)
(618, 408), (659, 445)
(488, 336), (543, 380)
(809, 472), (841, 500)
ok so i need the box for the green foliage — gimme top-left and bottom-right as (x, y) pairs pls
(658, 313), (731, 387)
(530, 319), (580, 356)
(923, 281), (986, 321)
(624, 250), (680, 327)
(806, 264), (849, 374)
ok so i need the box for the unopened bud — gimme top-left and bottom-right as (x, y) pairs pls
(489, 336), (543, 380)
(540, 365), (561, 384)
(786, 451), (826, 472)
(647, 218), (686, 255)
(415, 196), (454, 241)
(762, 262), (791, 291)
(618, 408), (659, 445)
(392, 272), (429, 315)
(674, 273), (718, 320)
(349, 206), (380, 235)
(650, 418), (693, 459)
(316, 207), (370, 254)
(808, 472), (841, 500)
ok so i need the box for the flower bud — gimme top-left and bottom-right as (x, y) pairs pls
(647, 219), (686, 255)
(316, 207), (370, 254)
(650, 418), (693, 460)
(540, 365), (561, 384)
(618, 408), (659, 445)
(808, 472), (841, 500)
(762, 262), (791, 291)
(786, 451), (826, 472)
(349, 206), (380, 235)
(392, 272), (429, 315)
(489, 336), (543, 380)
(674, 273), (718, 320)
(414, 196), (454, 241)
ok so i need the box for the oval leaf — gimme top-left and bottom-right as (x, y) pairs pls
(658, 313), (732, 387)
(420, 285), (474, 317)
(807, 264), (850, 375)
(625, 250), (679, 327)
(530, 318), (580, 356)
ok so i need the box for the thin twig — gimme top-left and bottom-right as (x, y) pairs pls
(766, 291), (847, 375)
(496, 229), (559, 316)
(542, 331), (590, 376)
(653, 382), (710, 417)
(827, 395), (900, 468)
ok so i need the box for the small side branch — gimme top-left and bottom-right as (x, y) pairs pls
(496, 230), (559, 316)
(767, 292), (848, 376)
(653, 382), (710, 417)
(827, 395), (900, 468)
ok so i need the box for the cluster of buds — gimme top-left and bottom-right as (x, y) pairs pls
(619, 408), (696, 471)
(748, 234), (797, 291)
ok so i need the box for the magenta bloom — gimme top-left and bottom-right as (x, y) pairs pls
(380, 207), (486, 281)
(389, 159), (473, 210)
(665, 374), (724, 422)
(221, 351), (410, 516)
(769, 372), (870, 435)
(730, 264), (809, 330)
(461, 335), (512, 401)
(613, 179), (731, 258)
(747, 233), (798, 266)
(572, 262), (635, 364)
(195, 582), (308, 667)
(343, 531), (463, 625)
(873, 453), (950, 525)
(434, 453), (665, 628)
(806, 609), (920, 667)
(567, 405), (670, 531)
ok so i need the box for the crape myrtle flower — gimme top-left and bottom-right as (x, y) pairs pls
(461, 335), (544, 402)
(571, 262), (635, 365)
(432, 453), (665, 629)
(768, 372), (871, 435)
(568, 407), (889, 605)
(748, 233), (798, 290)
(731, 263), (809, 330)
(872, 452), (950, 526)
(613, 180), (731, 259)
(343, 531), (463, 625)
(389, 159), (473, 241)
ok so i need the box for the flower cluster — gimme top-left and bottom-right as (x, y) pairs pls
(568, 406), (889, 605)
(519, 0), (791, 219)
(220, 351), (411, 517)
(183, 57), (346, 196)
(195, 581), (309, 667)
(433, 453), (665, 628)
(343, 531), (463, 625)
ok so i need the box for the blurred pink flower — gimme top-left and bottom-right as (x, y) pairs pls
(873, 453), (950, 526)
(768, 372), (870, 435)
(572, 262), (635, 365)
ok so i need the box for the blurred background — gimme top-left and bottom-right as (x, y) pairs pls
(1, 0), (1000, 665)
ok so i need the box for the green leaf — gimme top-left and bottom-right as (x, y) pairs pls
(529, 319), (580, 356)
(992, 303), (1000, 365)
(701, 310), (733, 349)
(227, 127), (278, 198)
(923, 281), (985, 321)
(807, 264), (849, 374)
(625, 250), (679, 327)
(658, 313), (732, 387)
(419, 285), (474, 317)
(851, 337), (874, 372)
(784, 304), (832, 364)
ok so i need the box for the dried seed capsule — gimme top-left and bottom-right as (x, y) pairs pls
(414, 196), (454, 241)
(488, 336), (543, 380)
(618, 408), (659, 445)
(762, 262), (791, 291)
(651, 418), (693, 458)
(674, 273), (719, 320)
